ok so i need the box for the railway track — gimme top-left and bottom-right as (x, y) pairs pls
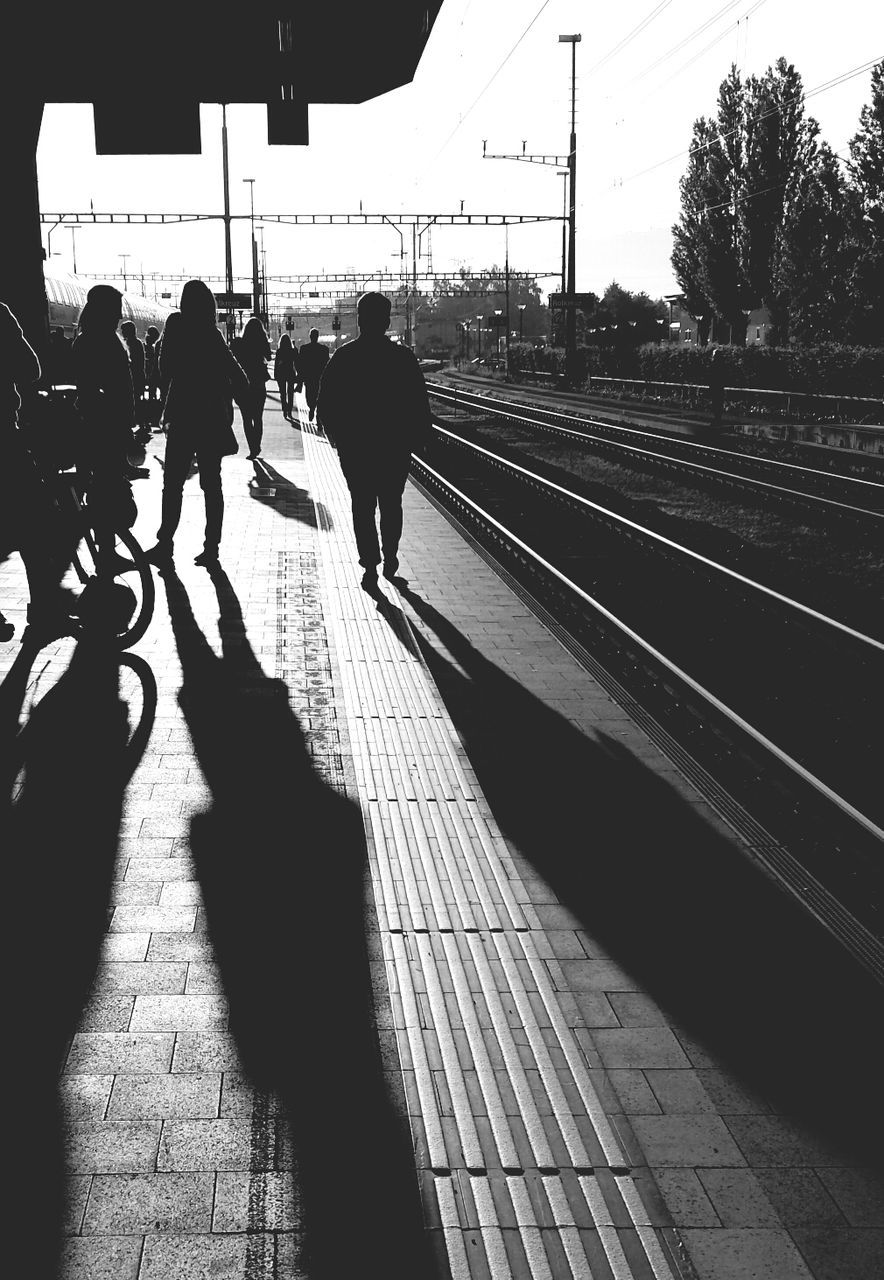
(427, 382), (884, 522)
(412, 429), (884, 972)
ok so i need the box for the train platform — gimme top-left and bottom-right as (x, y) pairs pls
(2, 391), (883, 1280)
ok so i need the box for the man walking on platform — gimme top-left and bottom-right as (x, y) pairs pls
(296, 327), (330, 422)
(317, 292), (432, 590)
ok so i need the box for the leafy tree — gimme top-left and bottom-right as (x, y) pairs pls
(586, 281), (665, 346)
(846, 59), (884, 345)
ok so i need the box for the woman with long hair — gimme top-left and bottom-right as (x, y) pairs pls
(145, 280), (248, 567)
(237, 315), (272, 458)
(273, 332), (296, 420)
(72, 284), (138, 573)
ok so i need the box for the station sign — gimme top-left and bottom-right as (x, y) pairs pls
(548, 292), (596, 310)
(213, 291), (252, 309)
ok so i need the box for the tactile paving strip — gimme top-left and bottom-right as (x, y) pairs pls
(302, 429), (679, 1280)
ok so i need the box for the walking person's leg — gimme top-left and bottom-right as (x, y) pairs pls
(252, 389), (266, 456)
(195, 449), (223, 565)
(276, 380), (287, 418)
(341, 460), (381, 582)
(146, 431), (192, 563)
(242, 387), (261, 459)
(377, 461), (410, 577)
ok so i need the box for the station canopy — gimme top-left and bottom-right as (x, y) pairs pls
(13, 2), (444, 150)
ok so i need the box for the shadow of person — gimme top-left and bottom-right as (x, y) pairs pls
(159, 565), (430, 1278)
(247, 458), (333, 530)
(384, 584), (884, 1169)
(1, 636), (157, 1278)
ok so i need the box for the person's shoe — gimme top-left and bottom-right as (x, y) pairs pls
(360, 568), (379, 591)
(194, 549), (219, 567)
(308, 408), (315, 421)
(246, 452), (261, 461)
(382, 558), (399, 580)
(0, 614), (15, 643)
(145, 543), (174, 567)
(23, 609), (76, 646)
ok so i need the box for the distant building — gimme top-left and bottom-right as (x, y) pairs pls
(663, 295), (770, 345)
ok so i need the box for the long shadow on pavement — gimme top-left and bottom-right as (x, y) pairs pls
(1, 637), (156, 1276)
(381, 584), (884, 1171)
(159, 565), (430, 1278)
(248, 458), (333, 530)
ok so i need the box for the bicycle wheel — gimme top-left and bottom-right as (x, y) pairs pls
(69, 525), (155, 649)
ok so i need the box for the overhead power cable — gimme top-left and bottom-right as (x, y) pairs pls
(422, 0), (552, 171)
(647, 0), (769, 97)
(627, 0), (745, 86)
(620, 54), (881, 186)
(587, 0), (675, 75)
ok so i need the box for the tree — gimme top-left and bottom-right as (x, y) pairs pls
(846, 59), (884, 345)
(586, 282), (664, 346)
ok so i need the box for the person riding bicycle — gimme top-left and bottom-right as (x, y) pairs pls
(71, 285), (139, 576)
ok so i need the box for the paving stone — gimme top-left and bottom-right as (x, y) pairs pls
(93, 962), (188, 995)
(123, 858), (194, 882)
(725, 1115), (849, 1167)
(789, 1227), (884, 1280)
(59, 1235), (142, 1279)
(146, 933), (216, 962)
(605, 1068), (662, 1114)
(556, 958), (641, 991)
(58, 1074), (114, 1122)
(652, 1168), (720, 1227)
(607, 992), (669, 1026)
(570, 991), (620, 1027)
(107, 1072), (222, 1120)
(158, 1118), (277, 1171)
(139, 1232), (302, 1279)
(697, 1169), (782, 1227)
(109, 882), (162, 906)
(65, 1120), (161, 1173)
(172, 1032), (244, 1073)
(816, 1169), (884, 1226)
(592, 1027), (692, 1069)
(129, 994), (228, 1032)
(213, 1171), (300, 1231)
(697, 1068), (772, 1115)
(82, 1171), (214, 1233)
(78, 995), (134, 1033)
(219, 1075), (285, 1119)
(64, 1175), (92, 1234)
(646, 1068), (718, 1114)
(100, 933), (150, 961)
(681, 1227), (815, 1279)
(158, 881), (204, 906)
(629, 1115), (747, 1167)
(65, 1033), (175, 1075)
(110, 906), (196, 933)
(754, 1168), (846, 1227)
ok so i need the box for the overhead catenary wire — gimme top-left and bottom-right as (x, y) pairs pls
(618, 54), (882, 187)
(626, 0), (746, 86)
(644, 0), (770, 99)
(587, 0), (675, 76)
(420, 0), (553, 173)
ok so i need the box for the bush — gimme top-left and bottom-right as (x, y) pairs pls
(580, 342), (883, 399)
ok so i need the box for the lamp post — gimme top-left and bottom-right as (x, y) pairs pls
(243, 178), (259, 319)
(463, 317), (471, 362)
(494, 308), (502, 366)
(68, 225), (81, 275)
(476, 315), (483, 361)
(558, 33), (581, 382)
(518, 303), (527, 343)
(118, 253), (129, 291)
(256, 224), (268, 329)
(557, 169), (568, 297)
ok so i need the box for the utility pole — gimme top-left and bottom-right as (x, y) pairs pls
(221, 105), (235, 342)
(412, 222), (418, 352)
(504, 224), (511, 377)
(559, 33), (581, 383)
(243, 178), (259, 319)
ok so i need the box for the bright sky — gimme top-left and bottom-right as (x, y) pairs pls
(36, 0), (883, 305)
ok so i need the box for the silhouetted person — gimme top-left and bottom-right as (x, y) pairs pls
(145, 280), (248, 568)
(144, 323), (161, 428)
(237, 315), (272, 458)
(273, 332), (296, 419)
(120, 319), (148, 442)
(708, 346), (725, 432)
(45, 326), (73, 386)
(0, 302), (76, 643)
(317, 292), (432, 588)
(296, 327), (329, 422)
(72, 284), (140, 569)
(156, 310), (181, 431)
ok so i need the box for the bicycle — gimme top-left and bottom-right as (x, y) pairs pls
(23, 387), (155, 650)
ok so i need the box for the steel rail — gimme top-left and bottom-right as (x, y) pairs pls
(428, 381), (884, 502)
(428, 389), (884, 524)
(411, 454), (884, 846)
(430, 423), (884, 656)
